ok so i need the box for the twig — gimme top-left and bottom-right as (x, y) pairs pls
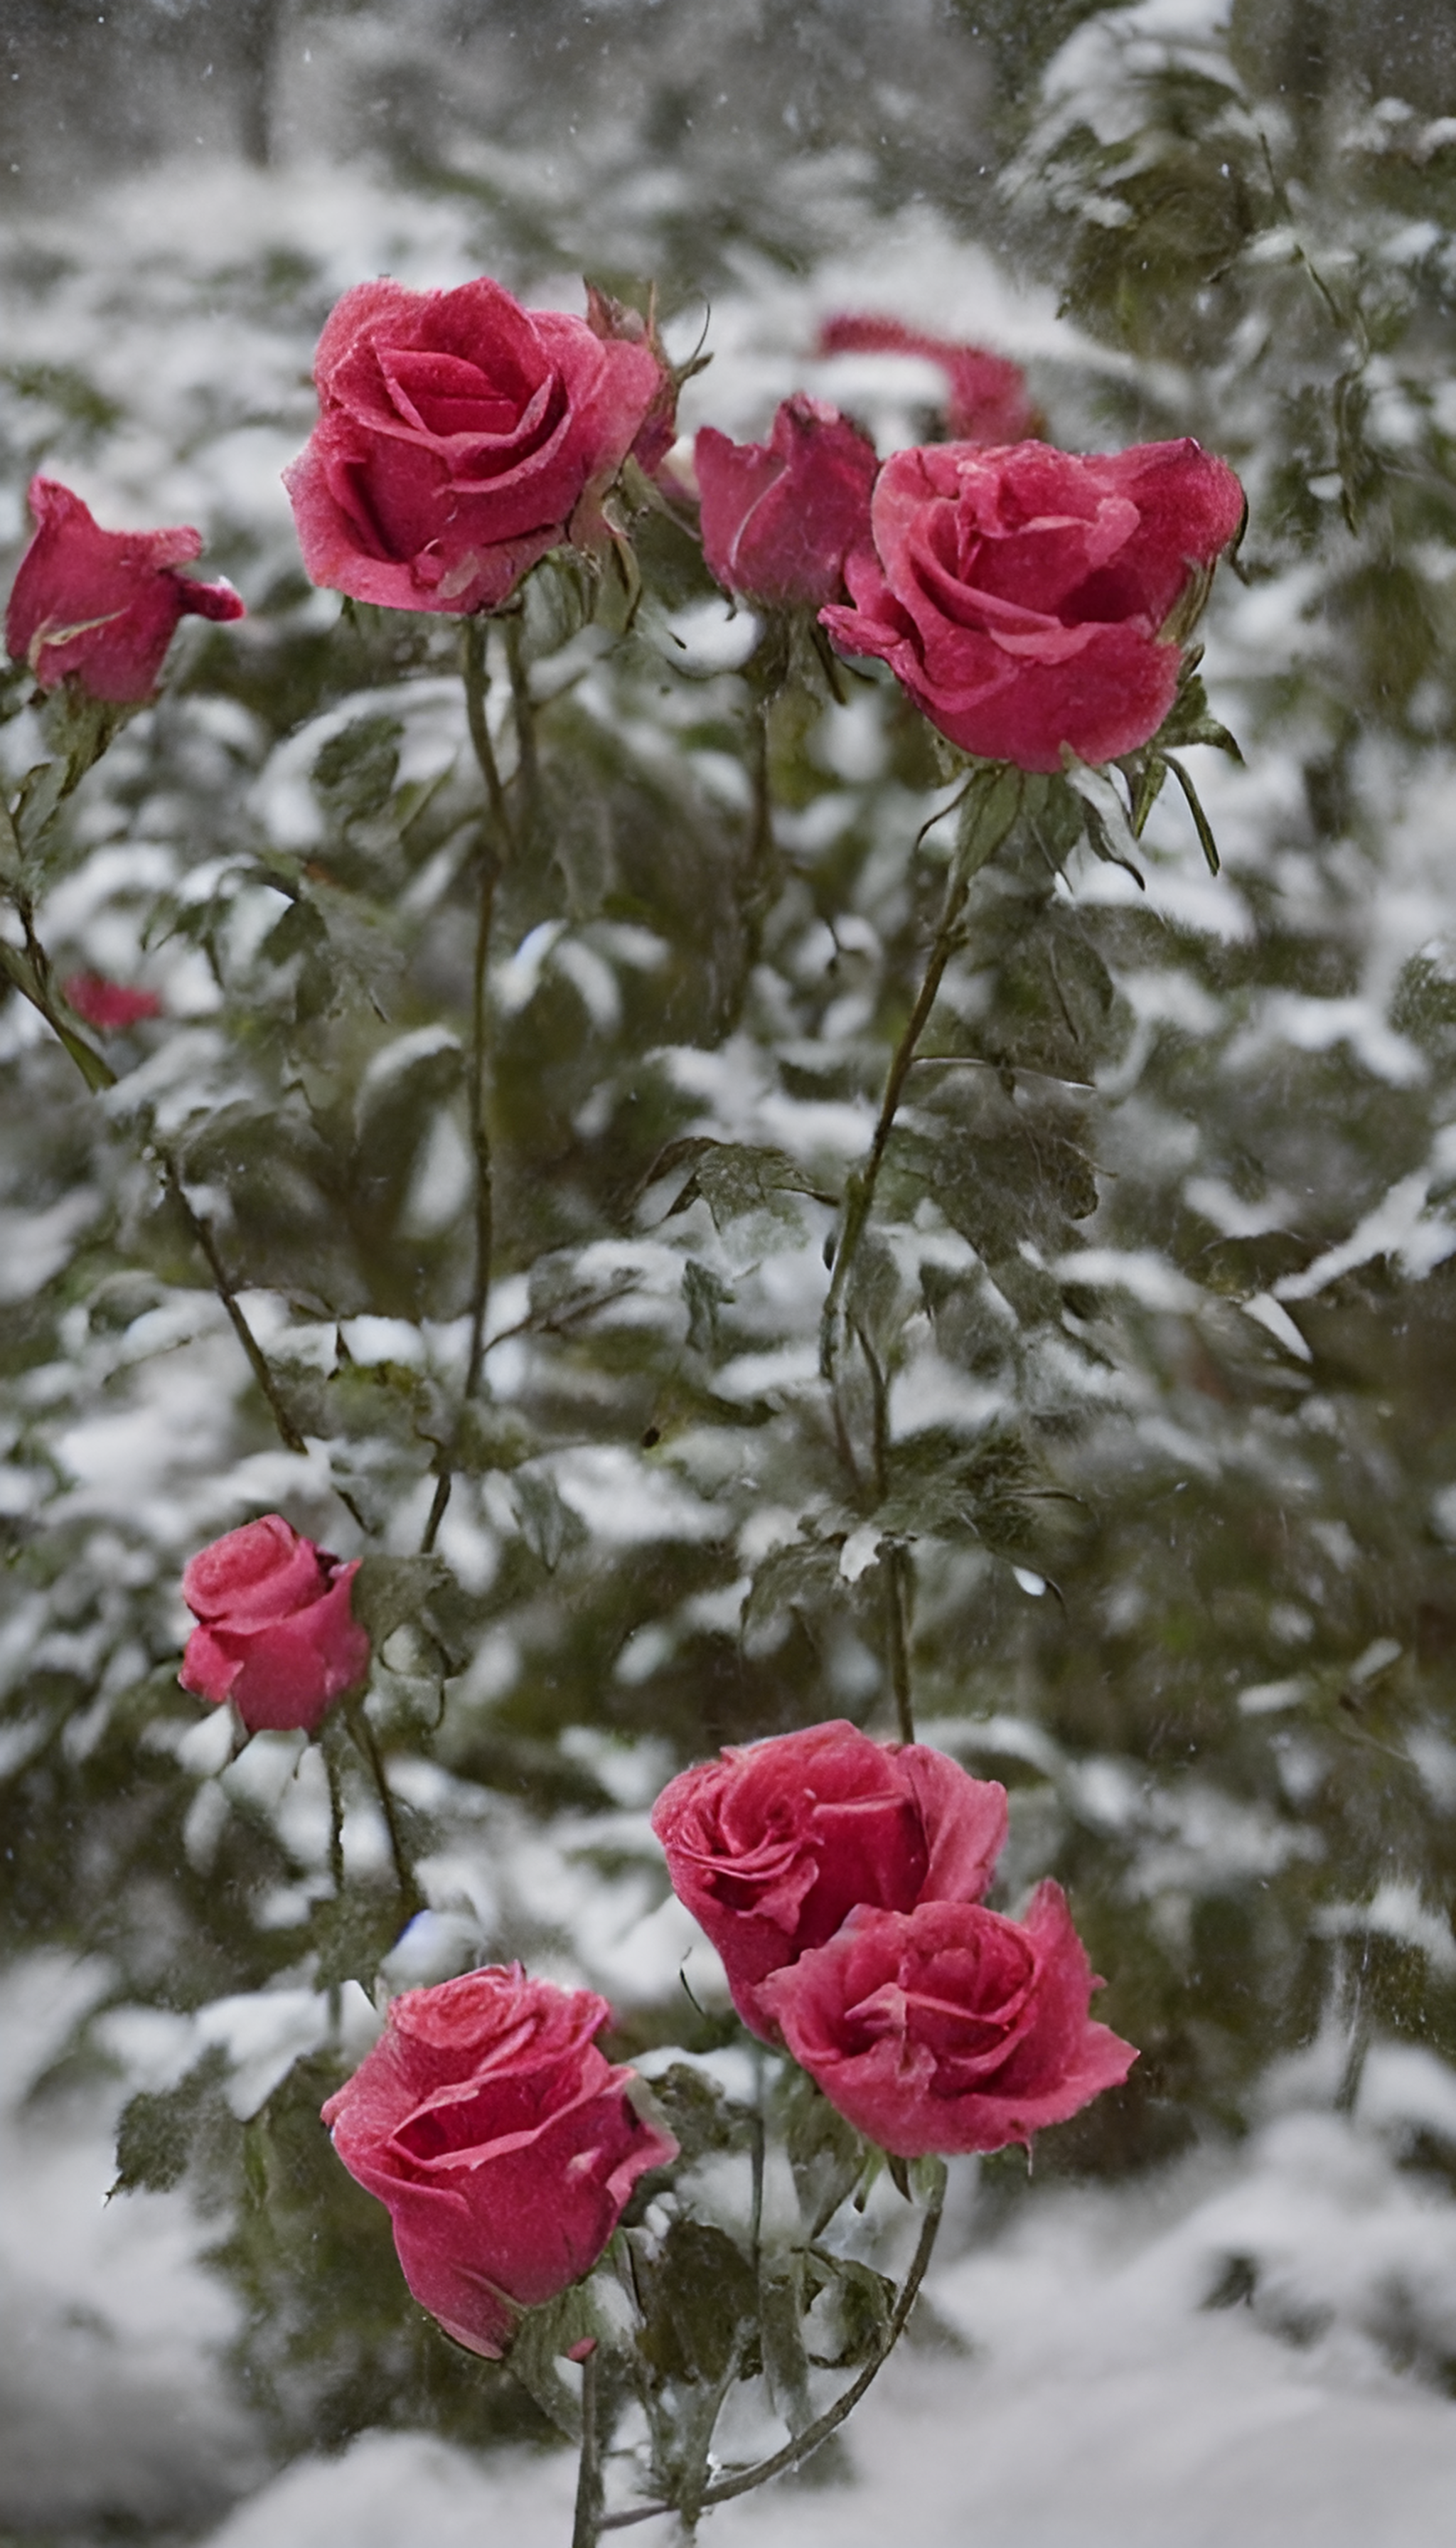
(571, 2345), (605, 2548)
(601, 2166), (947, 2529)
(346, 1700), (420, 1916)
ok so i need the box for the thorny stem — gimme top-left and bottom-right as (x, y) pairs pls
(505, 611), (540, 849)
(421, 618), (508, 1556)
(855, 1315), (916, 1742)
(601, 2166), (947, 2530)
(162, 1162), (311, 1456)
(739, 690), (778, 983)
(571, 2345), (605, 2548)
(346, 1701), (421, 1917)
(819, 862), (971, 1391)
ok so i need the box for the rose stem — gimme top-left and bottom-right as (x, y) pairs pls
(819, 862), (972, 1389)
(571, 2345), (605, 2548)
(739, 688), (778, 985)
(321, 1733), (346, 2033)
(421, 616), (510, 1556)
(601, 2163), (948, 2530)
(504, 611), (540, 850)
(854, 1315), (916, 1743)
(819, 766), (1022, 1397)
(346, 1701), (420, 1916)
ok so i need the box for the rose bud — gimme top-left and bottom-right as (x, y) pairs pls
(759, 1888), (1137, 2158)
(6, 476), (244, 704)
(321, 1966), (678, 2357)
(61, 973), (163, 1032)
(284, 274), (663, 616)
(821, 437), (1245, 773)
(584, 279), (680, 481)
(651, 1720), (1007, 2039)
(179, 1514), (370, 1737)
(695, 396), (879, 611)
(818, 313), (1037, 446)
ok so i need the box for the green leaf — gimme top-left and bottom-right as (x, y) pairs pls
(13, 759), (69, 856)
(507, 2282), (603, 2441)
(111, 2048), (230, 2198)
(783, 2068), (864, 2239)
(350, 1553), (454, 1649)
(646, 2062), (755, 2168)
(635, 2218), (758, 2386)
(513, 1470), (589, 1573)
(759, 2257), (815, 2435)
(311, 1888), (408, 1992)
(682, 1258), (734, 1358)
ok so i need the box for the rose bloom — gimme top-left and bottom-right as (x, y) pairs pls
(818, 313), (1037, 446)
(6, 476), (244, 703)
(322, 1966), (678, 2357)
(179, 1514), (369, 1736)
(62, 973), (163, 1032)
(284, 275), (663, 616)
(821, 437), (1246, 774)
(651, 1720), (1007, 2038)
(695, 396), (879, 610)
(760, 1888), (1137, 2158)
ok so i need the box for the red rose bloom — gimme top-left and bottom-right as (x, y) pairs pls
(284, 275), (663, 616)
(6, 476), (244, 704)
(62, 973), (163, 1031)
(759, 1888), (1138, 2158)
(818, 314), (1037, 446)
(695, 397), (879, 610)
(821, 437), (1246, 773)
(321, 1966), (678, 2357)
(179, 1514), (369, 1736)
(651, 1721), (1007, 2039)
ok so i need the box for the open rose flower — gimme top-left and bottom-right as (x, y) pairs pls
(651, 1721), (1007, 2038)
(759, 1888), (1137, 2158)
(179, 1514), (370, 1736)
(284, 275), (663, 616)
(695, 397), (879, 610)
(322, 1966), (677, 2356)
(821, 437), (1246, 773)
(62, 973), (163, 1032)
(6, 476), (244, 704)
(818, 314), (1037, 446)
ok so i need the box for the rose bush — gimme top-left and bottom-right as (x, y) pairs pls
(322, 1966), (677, 2357)
(695, 395), (879, 610)
(760, 1888), (1137, 2157)
(6, 476), (244, 703)
(284, 275), (664, 616)
(820, 437), (1245, 771)
(651, 1720), (1007, 2037)
(178, 1514), (369, 1735)
(818, 313), (1037, 445)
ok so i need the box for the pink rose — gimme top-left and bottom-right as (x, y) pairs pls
(179, 1514), (370, 1736)
(62, 973), (163, 1031)
(651, 1721), (1007, 2039)
(821, 437), (1246, 773)
(695, 396), (879, 610)
(6, 476), (244, 704)
(818, 314), (1037, 446)
(321, 1966), (678, 2357)
(759, 1888), (1138, 2158)
(284, 275), (663, 616)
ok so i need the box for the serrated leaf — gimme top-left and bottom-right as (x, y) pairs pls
(506, 2281), (603, 2441)
(646, 2062), (755, 2167)
(513, 1469), (588, 1573)
(742, 1531), (845, 1645)
(350, 1552), (453, 1648)
(636, 2218), (758, 2385)
(14, 758), (69, 855)
(759, 2257), (815, 2434)
(311, 1888), (407, 1991)
(682, 1258), (734, 1358)
(783, 2067), (864, 2238)
(111, 2048), (230, 2198)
